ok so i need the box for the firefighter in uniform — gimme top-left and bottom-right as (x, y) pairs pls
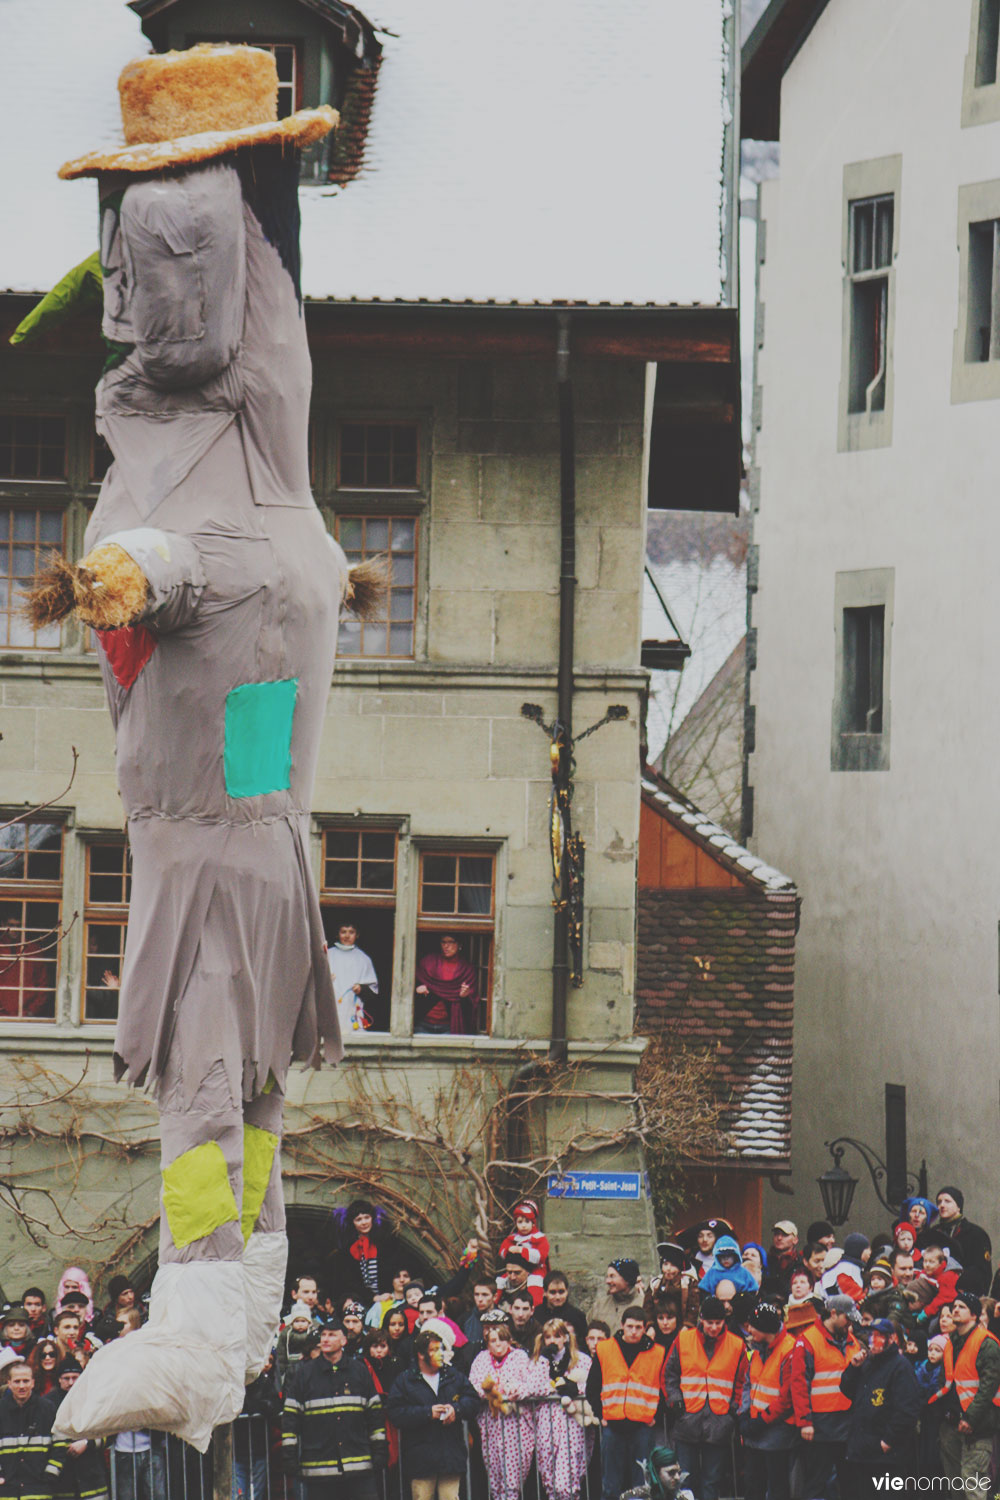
(0, 1361), (64, 1500)
(662, 1294), (746, 1500)
(585, 1304), (666, 1500)
(790, 1294), (861, 1498)
(932, 1292), (1000, 1484)
(740, 1303), (796, 1500)
(282, 1322), (387, 1500)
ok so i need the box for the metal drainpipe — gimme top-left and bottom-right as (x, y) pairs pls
(550, 311), (576, 1065)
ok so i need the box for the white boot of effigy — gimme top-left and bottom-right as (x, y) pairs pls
(52, 1260), (246, 1453)
(243, 1229), (287, 1381)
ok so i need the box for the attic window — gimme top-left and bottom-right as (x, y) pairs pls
(338, 423), (419, 490)
(189, 38), (301, 115)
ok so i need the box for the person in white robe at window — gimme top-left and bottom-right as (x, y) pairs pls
(327, 924), (378, 1036)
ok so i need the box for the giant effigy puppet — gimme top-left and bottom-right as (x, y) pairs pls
(21, 44), (380, 1450)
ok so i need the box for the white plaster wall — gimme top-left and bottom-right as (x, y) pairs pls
(750, 0), (1000, 1240)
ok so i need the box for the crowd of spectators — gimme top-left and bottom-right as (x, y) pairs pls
(0, 1186), (997, 1500)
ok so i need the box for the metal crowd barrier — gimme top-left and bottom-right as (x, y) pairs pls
(107, 1400), (693, 1500)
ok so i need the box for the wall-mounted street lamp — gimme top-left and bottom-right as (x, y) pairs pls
(818, 1137), (929, 1227)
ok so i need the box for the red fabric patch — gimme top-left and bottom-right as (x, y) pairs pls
(97, 626), (157, 689)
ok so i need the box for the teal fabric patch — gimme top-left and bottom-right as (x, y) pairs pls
(224, 679), (299, 799)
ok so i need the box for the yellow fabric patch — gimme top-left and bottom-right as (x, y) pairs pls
(262, 1071), (277, 1096)
(242, 1124), (279, 1242)
(162, 1142), (239, 1250)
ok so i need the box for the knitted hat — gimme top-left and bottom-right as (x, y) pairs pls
(107, 1276), (133, 1302)
(699, 1296), (726, 1320)
(843, 1233), (870, 1262)
(865, 1257), (894, 1285)
(936, 1186), (964, 1214)
(288, 1301), (313, 1323)
(59, 44), (338, 180)
(512, 1199), (539, 1225)
(56, 1356), (84, 1377)
(420, 1317), (456, 1348)
(503, 1250), (532, 1270)
(953, 1291), (982, 1319)
(748, 1303), (784, 1334)
(609, 1258), (640, 1288)
(806, 1221), (834, 1243)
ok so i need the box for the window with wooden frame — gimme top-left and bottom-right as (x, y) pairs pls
(335, 514), (417, 658)
(0, 821), (63, 1021)
(416, 851), (495, 1036)
(82, 839), (131, 1023)
(0, 413), (67, 482)
(0, 507), (64, 649)
(320, 827), (397, 1034)
(338, 422), (419, 490)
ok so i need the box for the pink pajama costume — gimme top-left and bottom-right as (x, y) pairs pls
(533, 1352), (593, 1500)
(469, 1346), (550, 1500)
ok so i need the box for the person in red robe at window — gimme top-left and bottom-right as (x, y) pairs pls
(414, 933), (479, 1035)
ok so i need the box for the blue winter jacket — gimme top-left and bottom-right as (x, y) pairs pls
(701, 1237), (761, 1296)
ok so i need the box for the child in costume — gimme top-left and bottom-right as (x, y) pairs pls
(496, 1199), (550, 1305)
(531, 1318), (594, 1500)
(469, 1313), (550, 1500)
(21, 44), (379, 1453)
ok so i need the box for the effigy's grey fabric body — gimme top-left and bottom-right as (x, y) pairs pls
(87, 153), (344, 1206)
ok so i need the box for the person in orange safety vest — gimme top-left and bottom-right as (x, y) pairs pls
(790, 1294), (862, 1499)
(932, 1292), (1000, 1485)
(585, 1305), (666, 1500)
(740, 1302), (796, 1500)
(662, 1294), (747, 1500)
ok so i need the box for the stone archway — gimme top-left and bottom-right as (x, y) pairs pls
(284, 1204), (438, 1307)
(111, 1205), (442, 1309)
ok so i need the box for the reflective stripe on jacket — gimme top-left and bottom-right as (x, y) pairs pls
(595, 1337), (665, 1425)
(800, 1323), (860, 1413)
(936, 1328), (1000, 1412)
(749, 1332), (797, 1421)
(676, 1327), (744, 1414)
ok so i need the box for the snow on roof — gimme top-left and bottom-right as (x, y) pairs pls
(641, 767), (796, 892)
(1, 0), (727, 305)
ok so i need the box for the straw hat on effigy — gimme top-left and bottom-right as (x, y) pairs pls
(59, 43), (337, 179)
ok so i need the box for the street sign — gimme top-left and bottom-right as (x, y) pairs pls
(547, 1171), (644, 1200)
